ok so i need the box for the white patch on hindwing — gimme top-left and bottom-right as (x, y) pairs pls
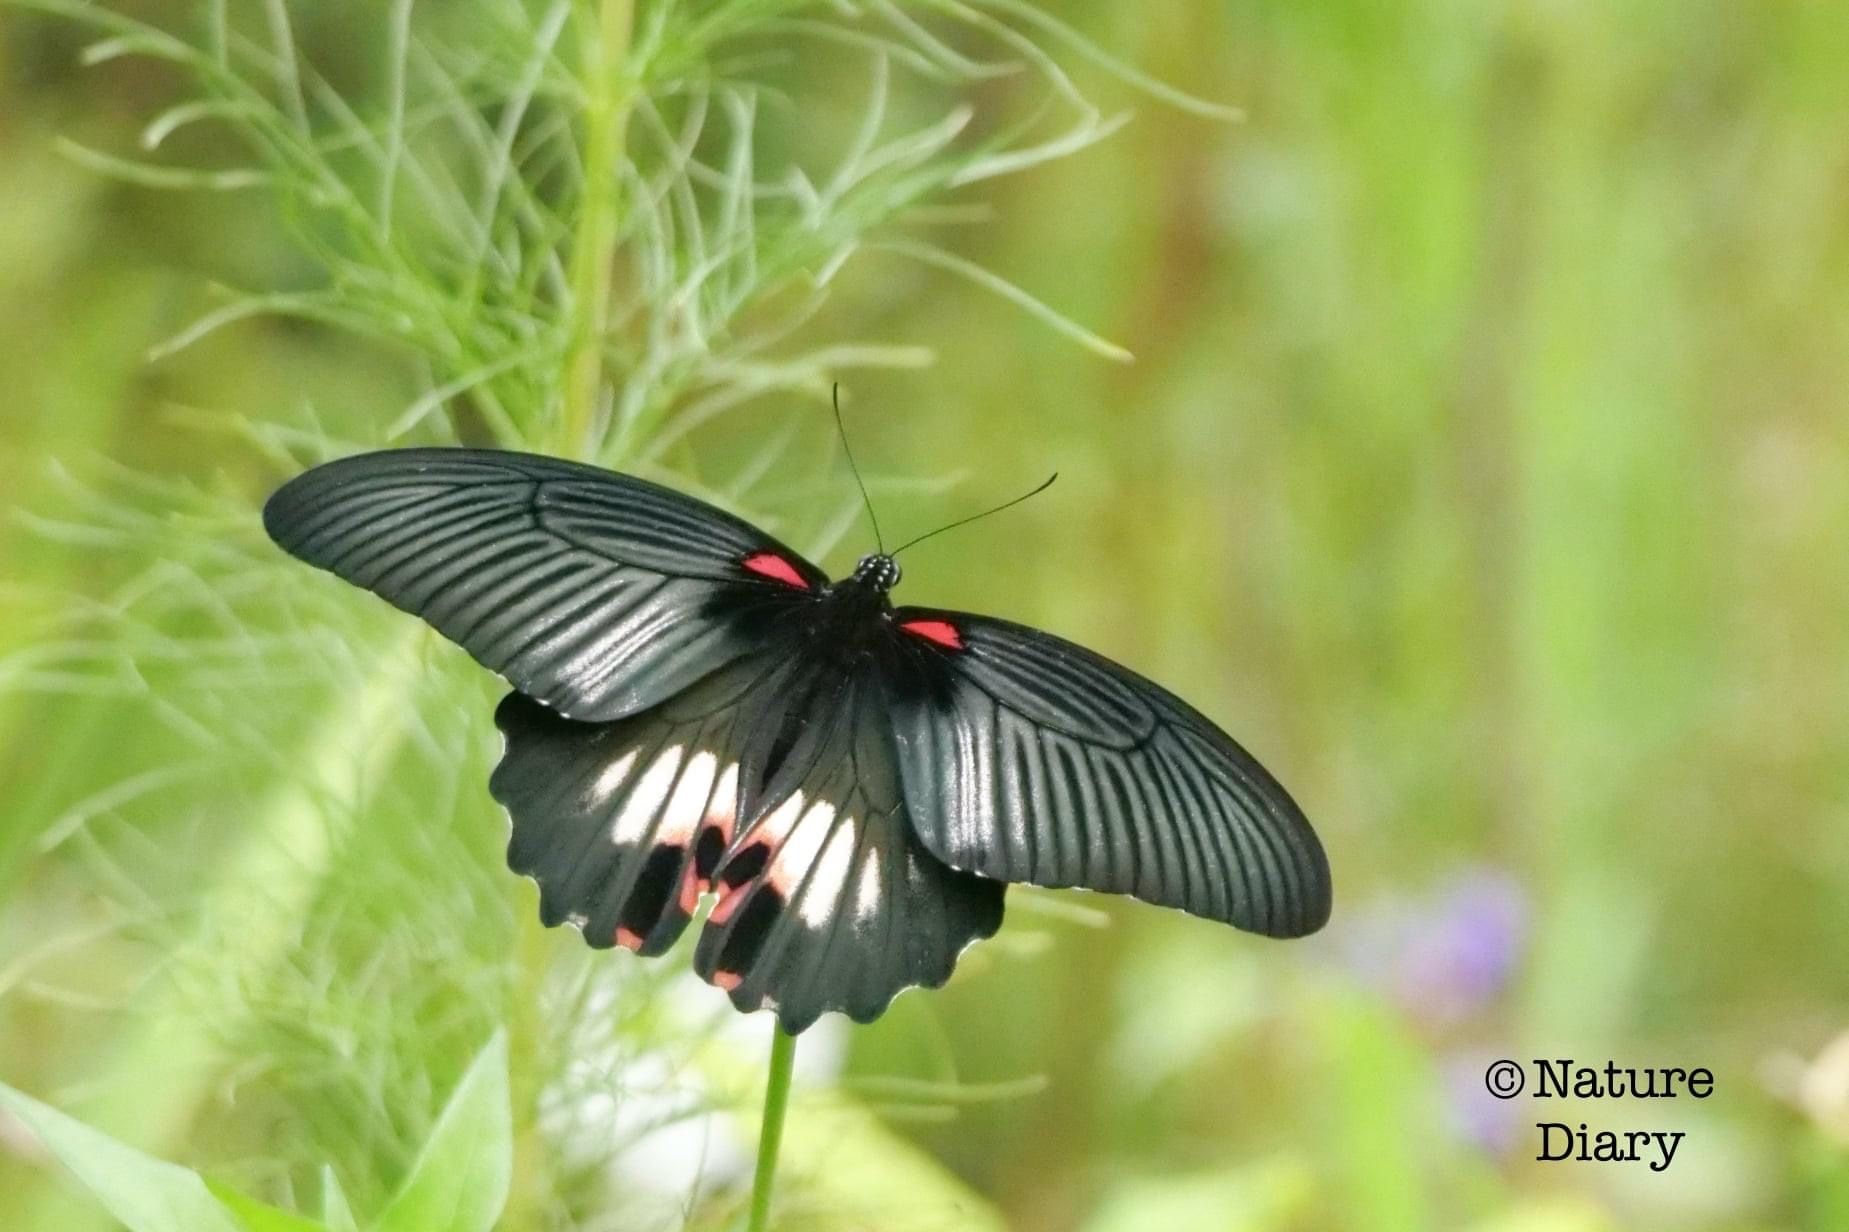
(706, 762), (740, 838)
(591, 748), (639, 806)
(747, 794), (863, 929)
(609, 744), (743, 855)
(659, 750), (718, 842)
(609, 744), (681, 844)
(852, 851), (884, 925)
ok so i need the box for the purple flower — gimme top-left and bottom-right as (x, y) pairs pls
(1339, 867), (1528, 1028)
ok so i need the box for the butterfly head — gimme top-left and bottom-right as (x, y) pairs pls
(852, 553), (902, 592)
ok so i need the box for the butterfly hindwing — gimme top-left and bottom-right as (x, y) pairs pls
(263, 448), (825, 722)
(491, 649), (1004, 1033)
(492, 682), (746, 959)
(884, 608), (1331, 938)
(689, 665), (1004, 1029)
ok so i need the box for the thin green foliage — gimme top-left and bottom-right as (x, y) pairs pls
(0, 1), (1236, 1228)
(14, 0), (1194, 468)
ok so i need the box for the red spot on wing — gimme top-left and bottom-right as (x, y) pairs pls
(900, 618), (964, 649)
(615, 926), (645, 952)
(712, 970), (743, 992)
(742, 552), (809, 589)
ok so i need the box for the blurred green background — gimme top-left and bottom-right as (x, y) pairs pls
(2, 2), (1847, 1231)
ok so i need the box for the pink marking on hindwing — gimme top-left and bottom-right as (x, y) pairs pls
(678, 795), (740, 917)
(676, 859), (703, 918)
(709, 844), (770, 926)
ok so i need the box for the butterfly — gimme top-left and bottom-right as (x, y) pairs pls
(264, 448), (1331, 1032)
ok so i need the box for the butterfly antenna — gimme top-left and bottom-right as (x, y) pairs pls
(832, 383), (884, 554)
(891, 471), (1059, 557)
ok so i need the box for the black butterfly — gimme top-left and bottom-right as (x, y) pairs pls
(264, 448), (1330, 1032)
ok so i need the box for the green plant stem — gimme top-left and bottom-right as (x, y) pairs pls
(746, 1026), (799, 1232)
(558, 0), (635, 459)
(502, 909), (557, 1232)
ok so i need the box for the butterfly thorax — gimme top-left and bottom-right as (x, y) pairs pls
(848, 553), (901, 592)
(724, 557), (911, 824)
(802, 553), (900, 633)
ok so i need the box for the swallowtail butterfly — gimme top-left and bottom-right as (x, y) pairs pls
(264, 449), (1331, 1032)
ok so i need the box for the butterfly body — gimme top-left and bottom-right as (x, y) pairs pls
(265, 448), (1330, 1031)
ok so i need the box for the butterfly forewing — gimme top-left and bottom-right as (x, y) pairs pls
(884, 609), (1332, 938)
(262, 449), (826, 722)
